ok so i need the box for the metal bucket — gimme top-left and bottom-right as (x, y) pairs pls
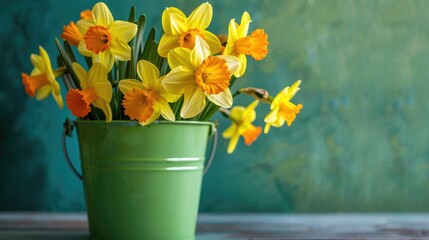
(63, 120), (216, 240)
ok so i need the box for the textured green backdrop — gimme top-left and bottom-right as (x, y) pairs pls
(1, 0), (429, 212)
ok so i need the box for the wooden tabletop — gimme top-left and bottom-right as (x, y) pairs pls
(1, 213), (429, 239)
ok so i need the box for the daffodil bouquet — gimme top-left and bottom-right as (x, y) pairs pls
(21, 2), (303, 154)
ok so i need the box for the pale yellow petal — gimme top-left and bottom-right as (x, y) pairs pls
(92, 2), (113, 27)
(158, 34), (180, 58)
(109, 20), (137, 43)
(226, 19), (238, 47)
(202, 30), (221, 54)
(162, 66), (195, 93)
(35, 85), (51, 100)
(118, 79), (144, 94)
(52, 92), (64, 109)
(77, 41), (92, 57)
(72, 62), (88, 89)
(206, 88), (233, 108)
(285, 80), (301, 101)
(87, 63), (107, 88)
(30, 68), (41, 75)
(264, 123), (271, 134)
(234, 54), (247, 78)
(92, 98), (112, 122)
(76, 18), (93, 35)
(237, 11), (251, 38)
(161, 92), (181, 103)
(38, 46), (52, 75)
(222, 124), (237, 138)
(170, 13), (188, 35)
(93, 51), (114, 72)
(137, 60), (159, 89)
(168, 47), (194, 70)
(30, 54), (44, 72)
(181, 86), (206, 119)
(109, 38), (132, 61)
(216, 55), (240, 75)
(191, 36), (211, 67)
(227, 135), (240, 154)
(264, 108), (279, 123)
(156, 98), (175, 121)
(162, 7), (186, 35)
(94, 82), (112, 103)
(188, 2), (212, 30)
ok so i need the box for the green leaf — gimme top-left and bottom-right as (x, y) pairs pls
(134, 14), (146, 63)
(126, 46), (136, 79)
(56, 56), (74, 90)
(141, 27), (156, 61)
(63, 41), (77, 63)
(55, 38), (80, 89)
(85, 56), (92, 69)
(128, 6), (135, 23)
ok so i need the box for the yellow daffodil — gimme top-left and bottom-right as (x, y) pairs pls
(66, 62), (112, 122)
(119, 60), (181, 126)
(21, 46), (64, 109)
(163, 36), (239, 119)
(158, 2), (221, 58)
(224, 11), (269, 77)
(222, 100), (262, 154)
(264, 80), (303, 134)
(61, 10), (94, 46)
(76, 2), (137, 71)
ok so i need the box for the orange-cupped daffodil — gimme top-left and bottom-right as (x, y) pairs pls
(61, 10), (94, 46)
(158, 2), (221, 58)
(66, 62), (112, 122)
(223, 11), (269, 77)
(119, 60), (181, 126)
(21, 46), (64, 109)
(264, 80), (303, 134)
(222, 100), (262, 154)
(163, 36), (239, 119)
(76, 2), (137, 71)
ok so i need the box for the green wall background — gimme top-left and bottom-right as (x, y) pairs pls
(1, 0), (429, 212)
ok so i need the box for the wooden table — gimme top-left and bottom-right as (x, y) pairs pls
(1, 213), (429, 239)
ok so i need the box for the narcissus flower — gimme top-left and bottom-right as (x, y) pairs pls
(21, 46), (64, 109)
(61, 10), (94, 46)
(224, 12), (269, 77)
(66, 63), (112, 122)
(119, 60), (180, 126)
(264, 80), (303, 134)
(222, 100), (262, 154)
(163, 36), (239, 119)
(76, 2), (137, 71)
(158, 2), (221, 58)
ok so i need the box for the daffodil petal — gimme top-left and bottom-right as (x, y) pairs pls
(141, 112), (160, 126)
(227, 19), (238, 45)
(168, 47), (194, 70)
(181, 86), (205, 119)
(76, 19), (93, 36)
(72, 62), (88, 89)
(35, 85), (51, 100)
(206, 88), (233, 108)
(285, 80), (301, 101)
(202, 30), (221, 54)
(30, 54), (44, 72)
(237, 11), (251, 37)
(52, 92), (64, 109)
(216, 55), (240, 75)
(39, 46), (52, 76)
(188, 2), (212, 30)
(230, 106), (245, 120)
(109, 20), (137, 43)
(162, 7), (186, 35)
(93, 51), (114, 72)
(50, 79), (61, 95)
(137, 60), (159, 89)
(118, 79), (143, 94)
(234, 54), (247, 78)
(264, 123), (271, 134)
(92, 2), (113, 27)
(222, 124), (237, 138)
(87, 63), (107, 88)
(170, 13), (188, 35)
(77, 41), (92, 57)
(264, 107), (279, 123)
(227, 135), (240, 154)
(191, 36), (211, 66)
(158, 34), (180, 58)
(157, 98), (175, 121)
(92, 98), (112, 122)
(30, 68), (41, 75)
(162, 66), (195, 93)
(109, 38), (131, 61)
(94, 82), (112, 103)
(162, 92), (181, 103)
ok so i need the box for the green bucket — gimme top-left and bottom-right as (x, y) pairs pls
(63, 120), (216, 240)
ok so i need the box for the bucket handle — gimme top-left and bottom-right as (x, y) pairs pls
(62, 120), (218, 180)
